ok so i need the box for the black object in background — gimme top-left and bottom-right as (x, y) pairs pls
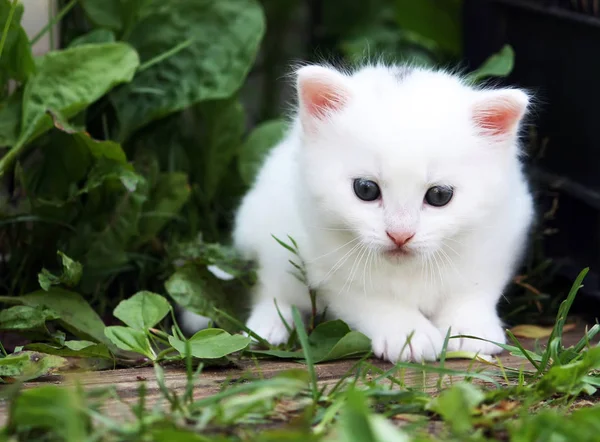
(463, 0), (600, 305)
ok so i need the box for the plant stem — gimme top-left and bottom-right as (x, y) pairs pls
(138, 39), (193, 72)
(31, 0), (79, 47)
(0, 0), (19, 60)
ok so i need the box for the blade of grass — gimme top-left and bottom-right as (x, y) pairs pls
(539, 268), (589, 373)
(0, 0), (18, 60)
(292, 305), (318, 402)
(31, 0), (78, 47)
(506, 329), (540, 372)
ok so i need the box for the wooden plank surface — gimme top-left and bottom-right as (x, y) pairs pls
(0, 322), (594, 426)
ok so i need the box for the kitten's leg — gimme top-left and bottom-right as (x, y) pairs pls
(432, 295), (506, 355)
(331, 296), (444, 362)
(246, 264), (311, 346)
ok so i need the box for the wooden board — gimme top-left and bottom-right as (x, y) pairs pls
(0, 322), (594, 426)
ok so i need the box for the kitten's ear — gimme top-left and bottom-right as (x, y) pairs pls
(297, 65), (351, 131)
(472, 89), (529, 140)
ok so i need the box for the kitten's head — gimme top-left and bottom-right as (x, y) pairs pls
(295, 64), (530, 259)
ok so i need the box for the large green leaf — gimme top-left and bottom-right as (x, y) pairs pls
(17, 42), (139, 148)
(168, 328), (250, 359)
(80, 0), (144, 34)
(0, 0), (35, 84)
(0, 305), (59, 331)
(238, 119), (287, 185)
(25, 340), (112, 360)
(137, 172), (191, 243)
(0, 87), (22, 147)
(197, 99), (246, 200)
(395, 0), (462, 56)
(111, 0), (265, 139)
(0, 289), (109, 346)
(113, 291), (171, 330)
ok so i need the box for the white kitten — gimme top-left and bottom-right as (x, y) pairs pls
(231, 63), (534, 362)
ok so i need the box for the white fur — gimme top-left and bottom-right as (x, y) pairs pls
(219, 64), (533, 362)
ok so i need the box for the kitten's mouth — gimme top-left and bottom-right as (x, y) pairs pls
(384, 247), (412, 258)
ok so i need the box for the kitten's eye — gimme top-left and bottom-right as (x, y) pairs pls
(353, 178), (381, 202)
(424, 186), (453, 207)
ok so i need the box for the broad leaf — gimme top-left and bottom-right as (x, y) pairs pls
(0, 0), (35, 84)
(165, 263), (244, 330)
(111, 0), (265, 139)
(25, 341), (112, 360)
(197, 99), (246, 200)
(0, 84), (22, 147)
(0, 289), (109, 346)
(113, 291), (171, 330)
(68, 28), (116, 48)
(468, 45), (515, 83)
(80, 0), (142, 34)
(168, 328), (250, 359)
(250, 320), (371, 363)
(137, 172), (191, 243)
(38, 251), (83, 291)
(17, 42), (139, 148)
(0, 351), (68, 381)
(104, 326), (154, 359)
(0, 305), (59, 331)
(238, 119), (288, 185)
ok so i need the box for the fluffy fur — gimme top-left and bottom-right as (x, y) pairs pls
(208, 64), (533, 362)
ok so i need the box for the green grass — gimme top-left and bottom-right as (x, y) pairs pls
(1, 269), (600, 441)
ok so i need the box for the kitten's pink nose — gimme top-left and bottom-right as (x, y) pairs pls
(386, 231), (415, 248)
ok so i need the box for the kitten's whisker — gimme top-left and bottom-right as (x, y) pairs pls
(305, 237), (360, 263)
(317, 241), (362, 285)
(343, 243), (369, 296)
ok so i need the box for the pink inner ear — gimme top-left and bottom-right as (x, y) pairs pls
(300, 80), (347, 120)
(301, 84), (345, 118)
(472, 92), (528, 138)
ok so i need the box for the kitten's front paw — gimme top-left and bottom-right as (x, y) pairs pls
(245, 310), (291, 346)
(371, 318), (444, 363)
(436, 313), (506, 356)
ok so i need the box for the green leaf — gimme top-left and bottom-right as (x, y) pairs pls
(165, 263), (243, 330)
(68, 28), (116, 48)
(25, 340), (112, 360)
(17, 42), (139, 148)
(238, 119), (288, 185)
(111, 0), (265, 139)
(38, 251), (83, 291)
(428, 382), (485, 436)
(80, 0), (142, 34)
(168, 328), (250, 359)
(0, 351), (68, 381)
(198, 99), (246, 200)
(104, 326), (154, 359)
(113, 291), (171, 330)
(0, 289), (110, 347)
(137, 172), (191, 243)
(249, 320), (371, 363)
(467, 45), (515, 83)
(8, 385), (89, 440)
(0, 305), (59, 330)
(0, 87), (22, 147)
(395, 0), (462, 56)
(0, 0), (35, 84)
